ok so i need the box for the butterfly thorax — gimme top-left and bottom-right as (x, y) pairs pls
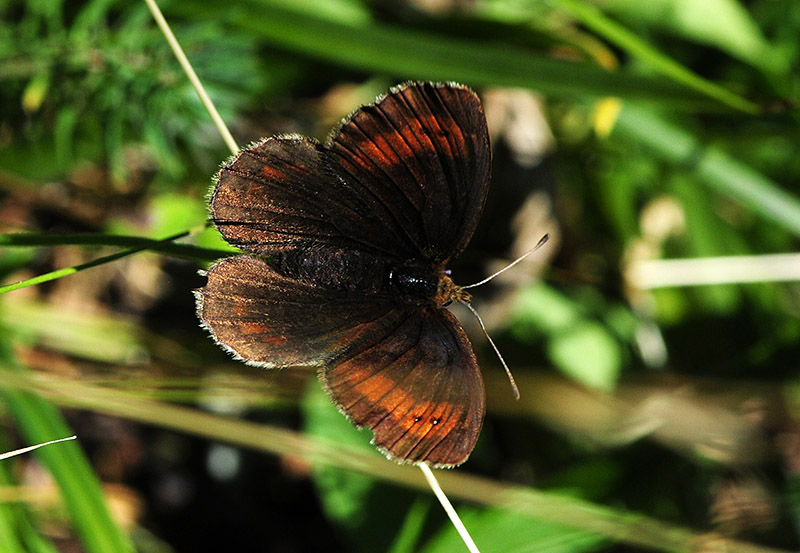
(387, 260), (471, 307)
(387, 260), (438, 299)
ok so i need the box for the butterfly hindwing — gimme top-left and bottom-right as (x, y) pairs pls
(197, 255), (403, 367)
(322, 308), (485, 467)
(198, 255), (485, 467)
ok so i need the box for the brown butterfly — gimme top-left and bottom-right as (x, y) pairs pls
(196, 82), (490, 467)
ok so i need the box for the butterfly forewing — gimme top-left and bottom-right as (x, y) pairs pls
(212, 83), (490, 263)
(328, 82), (490, 262)
(211, 137), (405, 257)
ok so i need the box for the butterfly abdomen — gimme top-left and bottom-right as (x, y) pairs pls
(271, 246), (387, 294)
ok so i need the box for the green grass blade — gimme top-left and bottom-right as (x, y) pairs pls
(171, 0), (718, 109)
(421, 507), (605, 553)
(601, 0), (786, 75)
(0, 341), (135, 553)
(0, 453), (59, 553)
(0, 230), (202, 295)
(0, 232), (234, 261)
(552, 0), (758, 113)
(613, 105), (800, 236)
(387, 499), (431, 553)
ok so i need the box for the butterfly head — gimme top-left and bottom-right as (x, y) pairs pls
(436, 273), (471, 307)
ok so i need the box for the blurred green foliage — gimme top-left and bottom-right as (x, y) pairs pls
(1, 0), (800, 552)
(0, 0), (272, 181)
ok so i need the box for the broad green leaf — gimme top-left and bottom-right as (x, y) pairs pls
(511, 284), (622, 391)
(421, 507), (605, 553)
(170, 0), (718, 109)
(603, 0), (786, 73)
(613, 105), (800, 238)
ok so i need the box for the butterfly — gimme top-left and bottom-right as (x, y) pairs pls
(196, 81), (491, 467)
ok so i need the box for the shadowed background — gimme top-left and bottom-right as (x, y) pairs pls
(1, 0), (800, 552)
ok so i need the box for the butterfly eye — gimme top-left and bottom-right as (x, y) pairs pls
(413, 415), (422, 423)
(431, 418), (441, 426)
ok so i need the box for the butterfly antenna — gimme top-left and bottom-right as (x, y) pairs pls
(464, 302), (520, 400)
(462, 233), (549, 290)
(460, 234), (551, 400)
